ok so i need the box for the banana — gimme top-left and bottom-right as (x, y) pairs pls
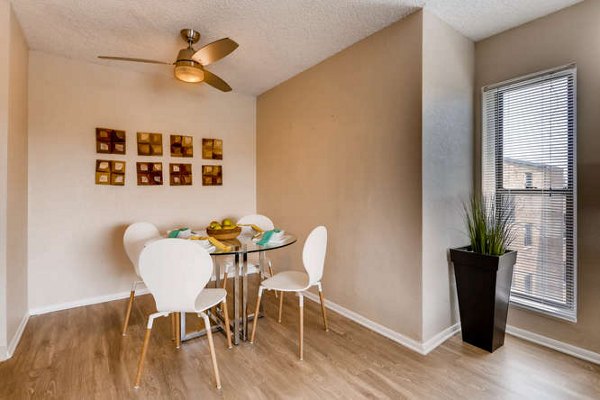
(238, 223), (264, 233)
(187, 235), (231, 251)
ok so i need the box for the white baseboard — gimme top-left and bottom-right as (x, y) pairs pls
(7, 313), (29, 358)
(27, 271), (258, 316)
(422, 322), (461, 354)
(29, 287), (150, 316)
(303, 291), (458, 355)
(506, 325), (600, 365)
(302, 292), (600, 363)
(0, 312), (30, 361)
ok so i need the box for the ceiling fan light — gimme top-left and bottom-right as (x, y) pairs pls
(174, 60), (204, 83)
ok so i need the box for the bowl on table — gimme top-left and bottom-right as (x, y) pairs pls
(206, 226), (241, 240)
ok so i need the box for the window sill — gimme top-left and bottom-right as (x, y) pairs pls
(509, 296), (577, 323)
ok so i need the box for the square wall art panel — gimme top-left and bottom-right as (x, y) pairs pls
(96, 128), (126, 154)
(202, 138), (223, 160)
(170, 163), (192, 186)
(137, 132), (163, 156)
(170, 135), (193, 157)
(202, 165), (222, 186)
(137, 162), (163, 185)
(95, 159), (125, 186)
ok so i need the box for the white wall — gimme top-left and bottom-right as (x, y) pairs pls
(0, 0), (29, 360)
(28, 51), (256, 311)
(421, 11), (474, 341)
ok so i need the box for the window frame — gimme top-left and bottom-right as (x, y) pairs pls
(482, 64), (578, 322)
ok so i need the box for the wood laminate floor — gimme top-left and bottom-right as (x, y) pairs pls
(1, 285), (599, 400)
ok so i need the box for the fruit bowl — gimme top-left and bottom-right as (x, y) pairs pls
(206, 226), (241, 240)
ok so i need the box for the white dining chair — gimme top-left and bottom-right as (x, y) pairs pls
(134, 238), (232, 389)
(221, 214), (276, 291)
(122, 222), (161, 336)
(250, 226), (329, 360)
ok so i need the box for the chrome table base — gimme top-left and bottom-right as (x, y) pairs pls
(180, 252), (264, 344)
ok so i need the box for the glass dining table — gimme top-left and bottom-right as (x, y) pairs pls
(179, 230), (297, 345)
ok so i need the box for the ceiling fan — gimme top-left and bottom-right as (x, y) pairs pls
(98, 29), (238, 92)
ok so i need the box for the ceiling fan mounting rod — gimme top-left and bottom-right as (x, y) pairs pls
(180, 29), (201, 46)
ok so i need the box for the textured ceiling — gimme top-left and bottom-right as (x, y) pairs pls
(10, 0), (582, 95)
(425, 0), (582, 41)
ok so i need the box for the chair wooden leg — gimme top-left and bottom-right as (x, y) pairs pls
(171, 313), (176, 341)
(134, 326), (152, 388)
(299, 294), (304, 361)
(222, 299), (232, 349)
(122, 290), (135, 336)
(250, 289), (263, 343)
(175, 313), (181, 349)
(318, 289), (329, 332)
(278, 291), (284, 323)
(203, 314), (222, 389)
(222, 271), (228, 290)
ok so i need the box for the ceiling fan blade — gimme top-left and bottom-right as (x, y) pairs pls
(192, 38), (239, 66)
(202, 70), (232, 92)
(98, 56), (172, 65)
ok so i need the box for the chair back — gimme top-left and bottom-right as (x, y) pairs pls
(302, 226), (328, 285)
(123, 222), (161, 276)
(237, 214), (275, 233)
(139, 239), (213, 312)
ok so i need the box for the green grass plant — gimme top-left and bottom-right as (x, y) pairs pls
(464, 195), (516, 256)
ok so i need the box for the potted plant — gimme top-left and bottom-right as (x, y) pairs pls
(450, 195), (517, 353)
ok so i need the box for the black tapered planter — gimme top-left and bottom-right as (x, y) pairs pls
(450, 246), (517, 353)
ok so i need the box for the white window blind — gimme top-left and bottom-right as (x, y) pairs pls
(482, 65), (577, 321)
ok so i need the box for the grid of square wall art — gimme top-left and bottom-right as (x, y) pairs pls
(95, 128), (223, 187)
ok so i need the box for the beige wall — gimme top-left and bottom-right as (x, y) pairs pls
(475, 0), (600, 353)
(28, 51), (256, 310)
(257, 12), (424, 340)
(0, 0), (10, 352)
(6, 4), (28, 348)
(0, 0), (29, 359)
(421, 11), (474, 341)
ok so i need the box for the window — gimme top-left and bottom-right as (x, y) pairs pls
(524, 172), (533, 188)
(524, 273), (533, 292)
(524, 223), (533, 247)
(482, 65), (577, 321)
